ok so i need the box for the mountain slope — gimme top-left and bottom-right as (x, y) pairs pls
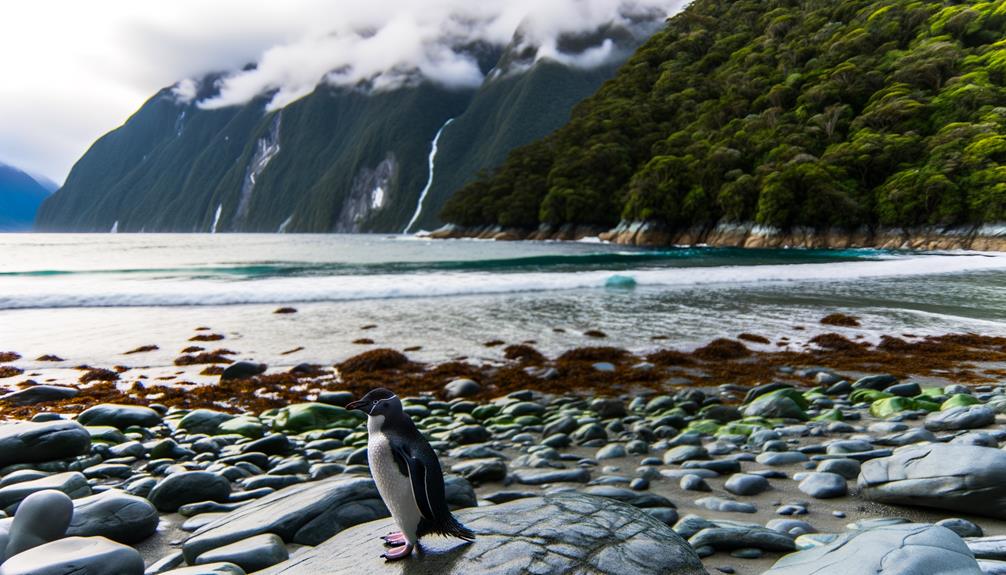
(442, 0), (1006, 234)
(0, 163), (51, 231)
(37, 21), (656, 233)
(408, 26), (648, 232)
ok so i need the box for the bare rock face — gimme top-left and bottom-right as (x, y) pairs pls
(259, 493), (708, 575)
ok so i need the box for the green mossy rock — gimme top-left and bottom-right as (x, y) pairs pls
(86, 426), (127, 444)
(265, 403), (365, 434)
(684, 419), (721, 435)
(179, 409), (236, 435)
(217, 415), (265, 438)
(941, 394), (983, 411)
(849, 389), (894, 404)
(743, 390), (808, 420)
(870, 397), (917, 419)
(812, 409), (844, 422)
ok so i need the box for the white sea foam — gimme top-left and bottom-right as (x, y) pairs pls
(1, 253), (1004, 310)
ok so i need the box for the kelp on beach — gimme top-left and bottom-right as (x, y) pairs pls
(2, 331), (1005, 419)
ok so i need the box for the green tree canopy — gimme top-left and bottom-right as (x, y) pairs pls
(442, 0), (1006, 231)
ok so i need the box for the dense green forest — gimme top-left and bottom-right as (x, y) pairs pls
(442, 0), (1006, 232)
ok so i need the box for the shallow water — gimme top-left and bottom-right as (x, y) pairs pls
(1, 233), (1005, 369)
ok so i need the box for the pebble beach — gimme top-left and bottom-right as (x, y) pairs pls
(1, 310), (1006, 574)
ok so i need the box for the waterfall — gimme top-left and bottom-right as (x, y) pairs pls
(277, 215), (293, 233)
(210, 204), (222, 233)
(109, 221), (119, 233)
(403, 118), (453, 234)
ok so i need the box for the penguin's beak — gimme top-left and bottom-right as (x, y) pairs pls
(346, 399), (368, 412)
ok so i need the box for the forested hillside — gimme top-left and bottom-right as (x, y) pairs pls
(442, 0), (1006, 233)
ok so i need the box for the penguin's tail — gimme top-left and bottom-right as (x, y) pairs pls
(443, 513), (476, 542)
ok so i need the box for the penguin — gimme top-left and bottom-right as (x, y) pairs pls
(347, 388), (475, 560)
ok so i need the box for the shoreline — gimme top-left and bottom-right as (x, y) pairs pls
(428, 221), (1006, 251)
(2, 320), (1006, 573)
(2, 321), (1005, 419)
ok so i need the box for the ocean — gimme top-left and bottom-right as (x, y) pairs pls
(1, 233), (1006, 372)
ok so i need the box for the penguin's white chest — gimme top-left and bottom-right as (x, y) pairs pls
(368, 419), (423, 541)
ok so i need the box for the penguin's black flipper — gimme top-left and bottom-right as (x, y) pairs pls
(390, 441), (438, 520)
(390, 441), (475, 541)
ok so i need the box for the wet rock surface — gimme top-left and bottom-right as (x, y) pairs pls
(762, 523), (982, 574)
(0, 338), (1005, 575)
(858, 444), (1006, 519)
(259, 493), (708, 575)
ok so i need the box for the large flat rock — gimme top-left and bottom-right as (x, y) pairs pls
(0, 421), (90, 467)
(763, 523), (981, 574)
(259, 493), (708, 575)
(858, 444), (1006, 519)
(182, 476), (386, 562)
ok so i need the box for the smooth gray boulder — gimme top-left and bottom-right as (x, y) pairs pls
(159, 564), (246, 575)
(743, 393), (807, 420)
(689, 526), (795, 552)
(178, 410), (235, 435)
(0, 386), (78, 406)
(6, 490), (73, 558)
(798, 472), (848, 499)
(694, 496), (756, 514)
(258, 493), (708, 575)
(873, 428), (941, 446)
(182, 476), (386, 563)
(965, 535), (1006, 560)
(925, 406), (996, 432)
(220, 362), (267, 381)
(193, 533), (288, 572)
(444, 378), (480, 399)
(0, 536), (144, 575)
(724, 473), (769, 496)
(512, 468), (590, 485)
(77, 404), (162, 429)
(0, 421), (90, 467)
(763, 523), (981, 574)
(858, 444), (1006, 519)
(67, 489), (159, 543)
(0, 472), (90, 513)
(148, 471), (231, 512)
(451, 458), (507, 483)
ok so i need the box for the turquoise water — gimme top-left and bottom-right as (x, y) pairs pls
(0, 234), (1004, 369)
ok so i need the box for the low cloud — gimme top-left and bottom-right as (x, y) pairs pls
(1, 0), (683, 181)
(199, 0), (683, 110)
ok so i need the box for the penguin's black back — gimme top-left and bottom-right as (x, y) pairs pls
(383, 413), (475, 541)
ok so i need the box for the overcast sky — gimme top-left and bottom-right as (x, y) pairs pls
(0, 0), (680, 184)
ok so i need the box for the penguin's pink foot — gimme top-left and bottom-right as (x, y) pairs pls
(382, 532), (407, 546)
(382, 543), (414, 561)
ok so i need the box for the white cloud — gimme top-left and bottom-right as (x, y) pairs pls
(0, 0), (684, 182)
(171, 79), (200, 104)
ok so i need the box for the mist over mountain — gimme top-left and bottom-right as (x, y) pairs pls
(36, 2), (680, 233)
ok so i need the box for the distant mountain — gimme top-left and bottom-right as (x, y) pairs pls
(36, 19), (658, 233)
(0, 162), (52, 231)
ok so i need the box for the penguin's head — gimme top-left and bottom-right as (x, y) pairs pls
(346, 388), (402, 419)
